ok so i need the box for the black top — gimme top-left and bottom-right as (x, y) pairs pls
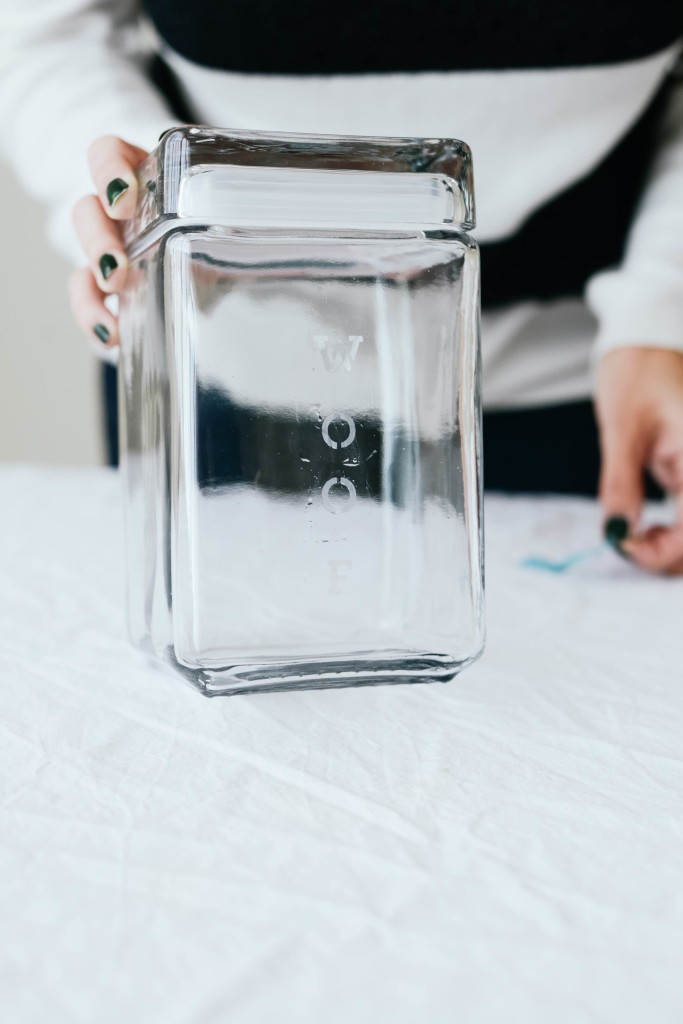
(142, 0), (682, 74)
(142, 1), (683, 309)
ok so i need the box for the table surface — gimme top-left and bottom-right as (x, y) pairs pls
(1, 465), (682, 1024)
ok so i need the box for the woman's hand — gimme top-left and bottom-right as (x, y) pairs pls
(596, 346), (683, 574)
(68, 136), (149, 351)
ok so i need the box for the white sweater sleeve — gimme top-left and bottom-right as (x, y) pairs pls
(586, 65), (683, 356)
(0, 0), (174, 263)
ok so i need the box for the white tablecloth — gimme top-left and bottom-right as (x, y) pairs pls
(1, 465), (682, 1024)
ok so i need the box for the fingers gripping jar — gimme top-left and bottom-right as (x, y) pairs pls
(119, 126), (484, 696)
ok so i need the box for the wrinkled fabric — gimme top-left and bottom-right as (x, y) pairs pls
(0, 465), (681, 1024)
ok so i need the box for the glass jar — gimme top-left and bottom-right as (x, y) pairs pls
(119, 126), (484, 696)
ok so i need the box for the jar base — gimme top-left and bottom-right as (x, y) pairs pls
(164, 650), (483, 697)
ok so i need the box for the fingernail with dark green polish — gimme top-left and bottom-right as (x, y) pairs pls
(106, 177), (129, 207)
(604, 515), (629, 547)
(93, 323), (109, 344)
(99, 253), (117, 281)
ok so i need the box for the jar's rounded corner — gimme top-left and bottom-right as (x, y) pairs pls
(155, 124), (194, 152)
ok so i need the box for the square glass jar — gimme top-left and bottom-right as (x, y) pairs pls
(119, 127), (484, 695)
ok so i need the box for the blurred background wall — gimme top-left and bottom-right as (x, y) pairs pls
(0, 161), (103, 465)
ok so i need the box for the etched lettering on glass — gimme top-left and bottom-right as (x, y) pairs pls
(313, 334), (364, 373)
(328, 559), (352, 594)
(322, 412), (356, 450)
(311, 331), (364, 555)
(321, 476), (356, 514)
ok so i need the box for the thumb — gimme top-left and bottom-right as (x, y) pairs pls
(598, 421), (645, 544)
